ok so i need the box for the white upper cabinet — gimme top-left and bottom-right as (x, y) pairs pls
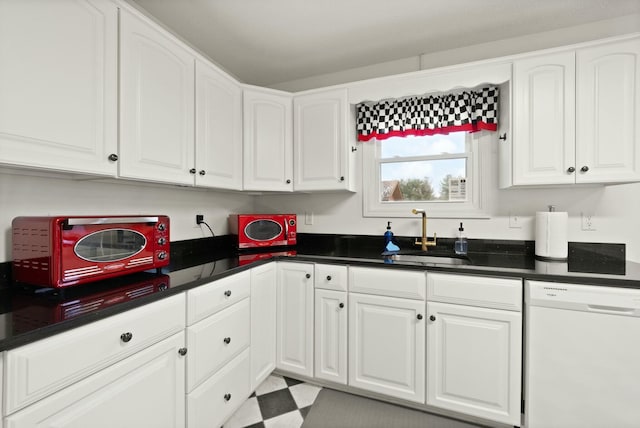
(576, 38), (640, 184)
(509, 36), (640, 187)
(512, 51), (576, 186)
(0, 0), (118, 176)
(243, 88), (293, 191)
(195, 59), (243, 190)
(293, 88), (354, 191)
(119, 8), (195, 186)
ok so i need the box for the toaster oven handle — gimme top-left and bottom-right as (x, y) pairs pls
(284, 218), (289, 237)
(66, 216), (160, 226)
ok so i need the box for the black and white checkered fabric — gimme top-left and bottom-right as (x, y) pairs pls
(356, 86), (499, 141)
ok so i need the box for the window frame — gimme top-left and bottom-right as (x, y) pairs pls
(362, 131), (492, 218)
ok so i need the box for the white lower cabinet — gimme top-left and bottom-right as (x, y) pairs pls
(276, 262), (314, 377)
(314, 288), (347, 384)
(426, 273), (522, 426)
(5, 332), (186, 428)
(187, 348), (250, 428)
(349, 292), (426, 403)
(250, 263), (277, 390)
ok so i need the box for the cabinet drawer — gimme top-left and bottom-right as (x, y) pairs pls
(5, 332), (185, 428)
(349, 267), (426, 300)
(186, 297), (250, 392)
(315, 264), (348, 291)
(427, 273), (522, 311)
(187, 348), (251, 428)
(5, 293), (186, 415)
(187, 270), (250, 325)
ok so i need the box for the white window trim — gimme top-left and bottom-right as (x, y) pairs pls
(362, 131), (494, 218)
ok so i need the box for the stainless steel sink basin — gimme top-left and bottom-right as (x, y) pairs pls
(390, 254), (471, 265)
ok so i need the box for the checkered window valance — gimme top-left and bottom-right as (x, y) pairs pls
(356, 86), (499, 142)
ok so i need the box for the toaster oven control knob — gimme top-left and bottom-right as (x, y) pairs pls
(108, 153), (118, 162)
(120, 332), (133, 343)
(289, 219), (296, 226)
(158, 251), (167, 260)
(158, 237), (166, 245)
(157, 223), (166, 231)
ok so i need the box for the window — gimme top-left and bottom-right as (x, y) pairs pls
(362, 131), (493, 218)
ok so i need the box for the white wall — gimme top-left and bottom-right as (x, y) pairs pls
(270, 14), (640, 92)
(0, 170), (255, 262)
(257, 19), (640, 262)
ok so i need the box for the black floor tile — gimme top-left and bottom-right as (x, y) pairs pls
(244, 422), (265, 428)
(299, 405), (312, 420)
(256, 388), (298, 420)
(283, 376), (304, 387)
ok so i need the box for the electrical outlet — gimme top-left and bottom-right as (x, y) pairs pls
(509, 214), (522, 229)
(196, 214), (204, 225)
(581, 213), (596, 231)
(305, 211), (314, 225)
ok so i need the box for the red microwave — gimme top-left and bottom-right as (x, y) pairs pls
(228, 214), (297, 249)
(12, 216), (170, 288)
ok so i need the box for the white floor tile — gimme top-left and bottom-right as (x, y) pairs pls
(223, 396), (262, 428)
(289, 383), (322, 408)
(264, 410), (304, 428)
(255, 374), (288, 396)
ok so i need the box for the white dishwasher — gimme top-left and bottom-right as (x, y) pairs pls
(525, 280), (640, 428)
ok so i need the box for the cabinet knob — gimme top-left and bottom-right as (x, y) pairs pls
(199, 170), (206, 176)
(581, 166), (589, 172)
(305, 273), (311, 279)
(567, 166), (575, 173)
(224, 290), (232, 297)
(178, 347), (187, 356)
(120, 332), (133, 343)
(340, 176), (345, 182)
(417, 314), (423, 320)
(430, 315), (436, 321)
(189, 168), (196, 174)
(108, 153), (118, 162)
(224, 393), (232, 402)
(326, 275), (332, 281)
(223, 337), (231, 345)
(286, 179), (291, 184)
(339, 303), (344, 309)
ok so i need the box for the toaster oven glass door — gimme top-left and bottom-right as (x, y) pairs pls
(244, 220), (283, 241)
(74, 229), (146, 262)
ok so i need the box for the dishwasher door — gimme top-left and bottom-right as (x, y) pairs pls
(525, 281), (640, 428)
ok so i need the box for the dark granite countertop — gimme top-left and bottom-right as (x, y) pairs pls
(0, 233), (638, 351)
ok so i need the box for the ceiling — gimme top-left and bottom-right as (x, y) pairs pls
(129, 0), (639, 87)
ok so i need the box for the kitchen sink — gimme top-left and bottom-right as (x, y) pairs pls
(390, 253), (471, 265)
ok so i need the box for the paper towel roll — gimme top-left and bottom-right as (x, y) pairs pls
(535, 211), (568, 260)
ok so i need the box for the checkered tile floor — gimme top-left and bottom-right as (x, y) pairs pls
(223, 374), (323, 428)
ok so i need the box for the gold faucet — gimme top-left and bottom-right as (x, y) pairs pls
(412, 209), (437, 251)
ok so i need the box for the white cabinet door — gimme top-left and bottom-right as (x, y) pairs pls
(243, 88), (293, 191)
(5, 332), (186, 428)
(0, 0), (118, 176)
(250, 263), (277, 390)
(512, 51), (576, 185)
(276, 262), (314, 377)
(314, 289), (347, 384)
(349, 293), (425, 403)
(195, 59), (243, 190)
(576, 38), (640, 184)
(293, 88), (352, 191)
(426, 301), (522, 426)
(119, 8), (194, 185)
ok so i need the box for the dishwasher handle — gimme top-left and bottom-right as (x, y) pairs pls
(587, 304), (636, 315)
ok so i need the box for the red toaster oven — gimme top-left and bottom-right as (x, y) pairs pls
(12, 216), (170, 288)
(228, 214), (297, 249)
